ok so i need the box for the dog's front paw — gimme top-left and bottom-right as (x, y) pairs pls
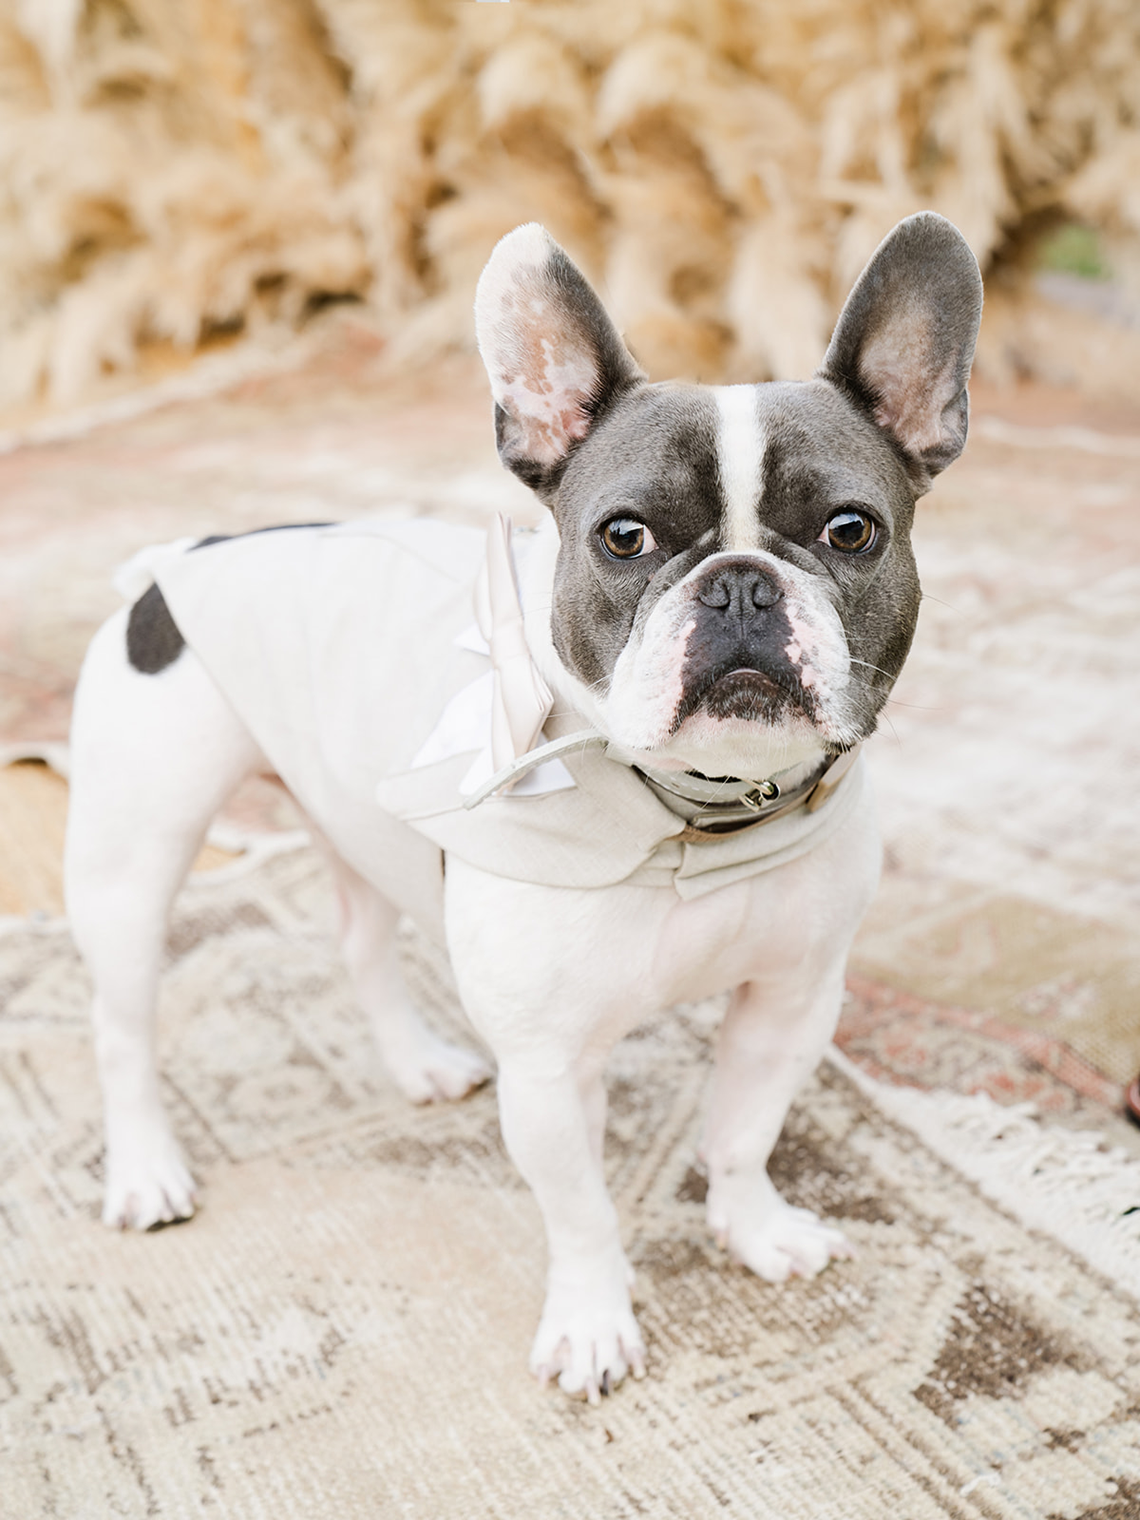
(384, 1028), (493, 1105)
(708, 1180), (853, 1283)
(530, 1269), (647, 1403)
(103, 1133), (197, 1230)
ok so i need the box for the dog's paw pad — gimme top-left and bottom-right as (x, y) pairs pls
(722, 1201), (853, 1283)
(388, 1035), (492, 1105)
(103, 1149), (197, 1231)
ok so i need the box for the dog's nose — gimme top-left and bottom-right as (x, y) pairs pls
(697, 565), (783, 613)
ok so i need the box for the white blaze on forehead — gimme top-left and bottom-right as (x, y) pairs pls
(712, 386), (765, 551)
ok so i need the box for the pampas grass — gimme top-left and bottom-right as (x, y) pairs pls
(2, 0), (1139, 406)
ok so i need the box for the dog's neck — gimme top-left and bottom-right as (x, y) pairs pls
(516, 515), (829, 791)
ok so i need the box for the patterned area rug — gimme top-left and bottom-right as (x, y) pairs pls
(3, 849), (1140, 1519)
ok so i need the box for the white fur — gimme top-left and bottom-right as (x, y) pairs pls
(712, 385), (765, 551)
(66, 536), (878, 1401)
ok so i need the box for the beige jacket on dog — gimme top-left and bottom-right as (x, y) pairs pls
(154, 519), (864, 900)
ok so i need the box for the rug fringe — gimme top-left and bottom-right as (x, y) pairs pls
(828, 1046), (1140, 1300)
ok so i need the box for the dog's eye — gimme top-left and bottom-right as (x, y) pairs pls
(820, 510), (877, 554)
(600, 518), (657, 559)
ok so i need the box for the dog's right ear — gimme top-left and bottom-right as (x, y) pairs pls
(475, 225), (645, 502)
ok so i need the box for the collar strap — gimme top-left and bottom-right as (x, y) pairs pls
(638, 765), (807, 827)
(463, 728), (861, 829)
(665, 747), (860, 837)
(632, 764), (784, 809)
(636, 748), (860, 831)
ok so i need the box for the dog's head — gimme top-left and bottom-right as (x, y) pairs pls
(475, 215), (982, 777)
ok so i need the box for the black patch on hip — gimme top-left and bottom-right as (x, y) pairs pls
(125, 521), (336, 675)
(126, 583), (186, 675)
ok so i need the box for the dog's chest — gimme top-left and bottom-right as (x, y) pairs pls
(446, 797), (879, 1038)
(644, 835), (876, 1006)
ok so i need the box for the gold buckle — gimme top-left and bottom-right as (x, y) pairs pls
(741, 779), (780, 812)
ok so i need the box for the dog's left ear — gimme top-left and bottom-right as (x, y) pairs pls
(818, 213), (983, 492)
(475, 224), (645, 502)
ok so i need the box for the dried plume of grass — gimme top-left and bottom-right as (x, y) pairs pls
(2, 0), (1140, 408)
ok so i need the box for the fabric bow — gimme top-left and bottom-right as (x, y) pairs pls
(474, 513), (555, 781)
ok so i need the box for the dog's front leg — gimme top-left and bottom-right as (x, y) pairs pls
(702, 964), (855, 1282)
(445, 862), (648, 1400)
(699, 802), (881, 1282)
(496, 1054), (646, 1401)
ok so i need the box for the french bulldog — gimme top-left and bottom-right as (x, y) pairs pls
(64, 212), (982, 1402)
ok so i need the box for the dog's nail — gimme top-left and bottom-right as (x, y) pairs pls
(600, 1370), (611, 1397)
(585, 1377), (601, 1407)
(629, 1351), (647, 1380)
(536, 1364), (552, 1389)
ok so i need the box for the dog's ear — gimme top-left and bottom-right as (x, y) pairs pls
(818, 213), (983, 491)
(475, 224), (645, 501)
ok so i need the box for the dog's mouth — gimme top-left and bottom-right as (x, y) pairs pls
(671, 663), (817, 733)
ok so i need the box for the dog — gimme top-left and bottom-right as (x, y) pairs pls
(64, 212), (982, 1403)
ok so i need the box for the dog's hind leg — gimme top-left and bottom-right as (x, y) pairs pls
(322, 849), (492, 1104)
(65, 607), (264, 1229)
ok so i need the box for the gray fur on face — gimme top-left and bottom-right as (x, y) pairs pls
(552, 380), (921, 750)
(476, 214), (983, 753)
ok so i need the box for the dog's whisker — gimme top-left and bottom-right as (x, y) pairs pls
(848, 658), (897, 681)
